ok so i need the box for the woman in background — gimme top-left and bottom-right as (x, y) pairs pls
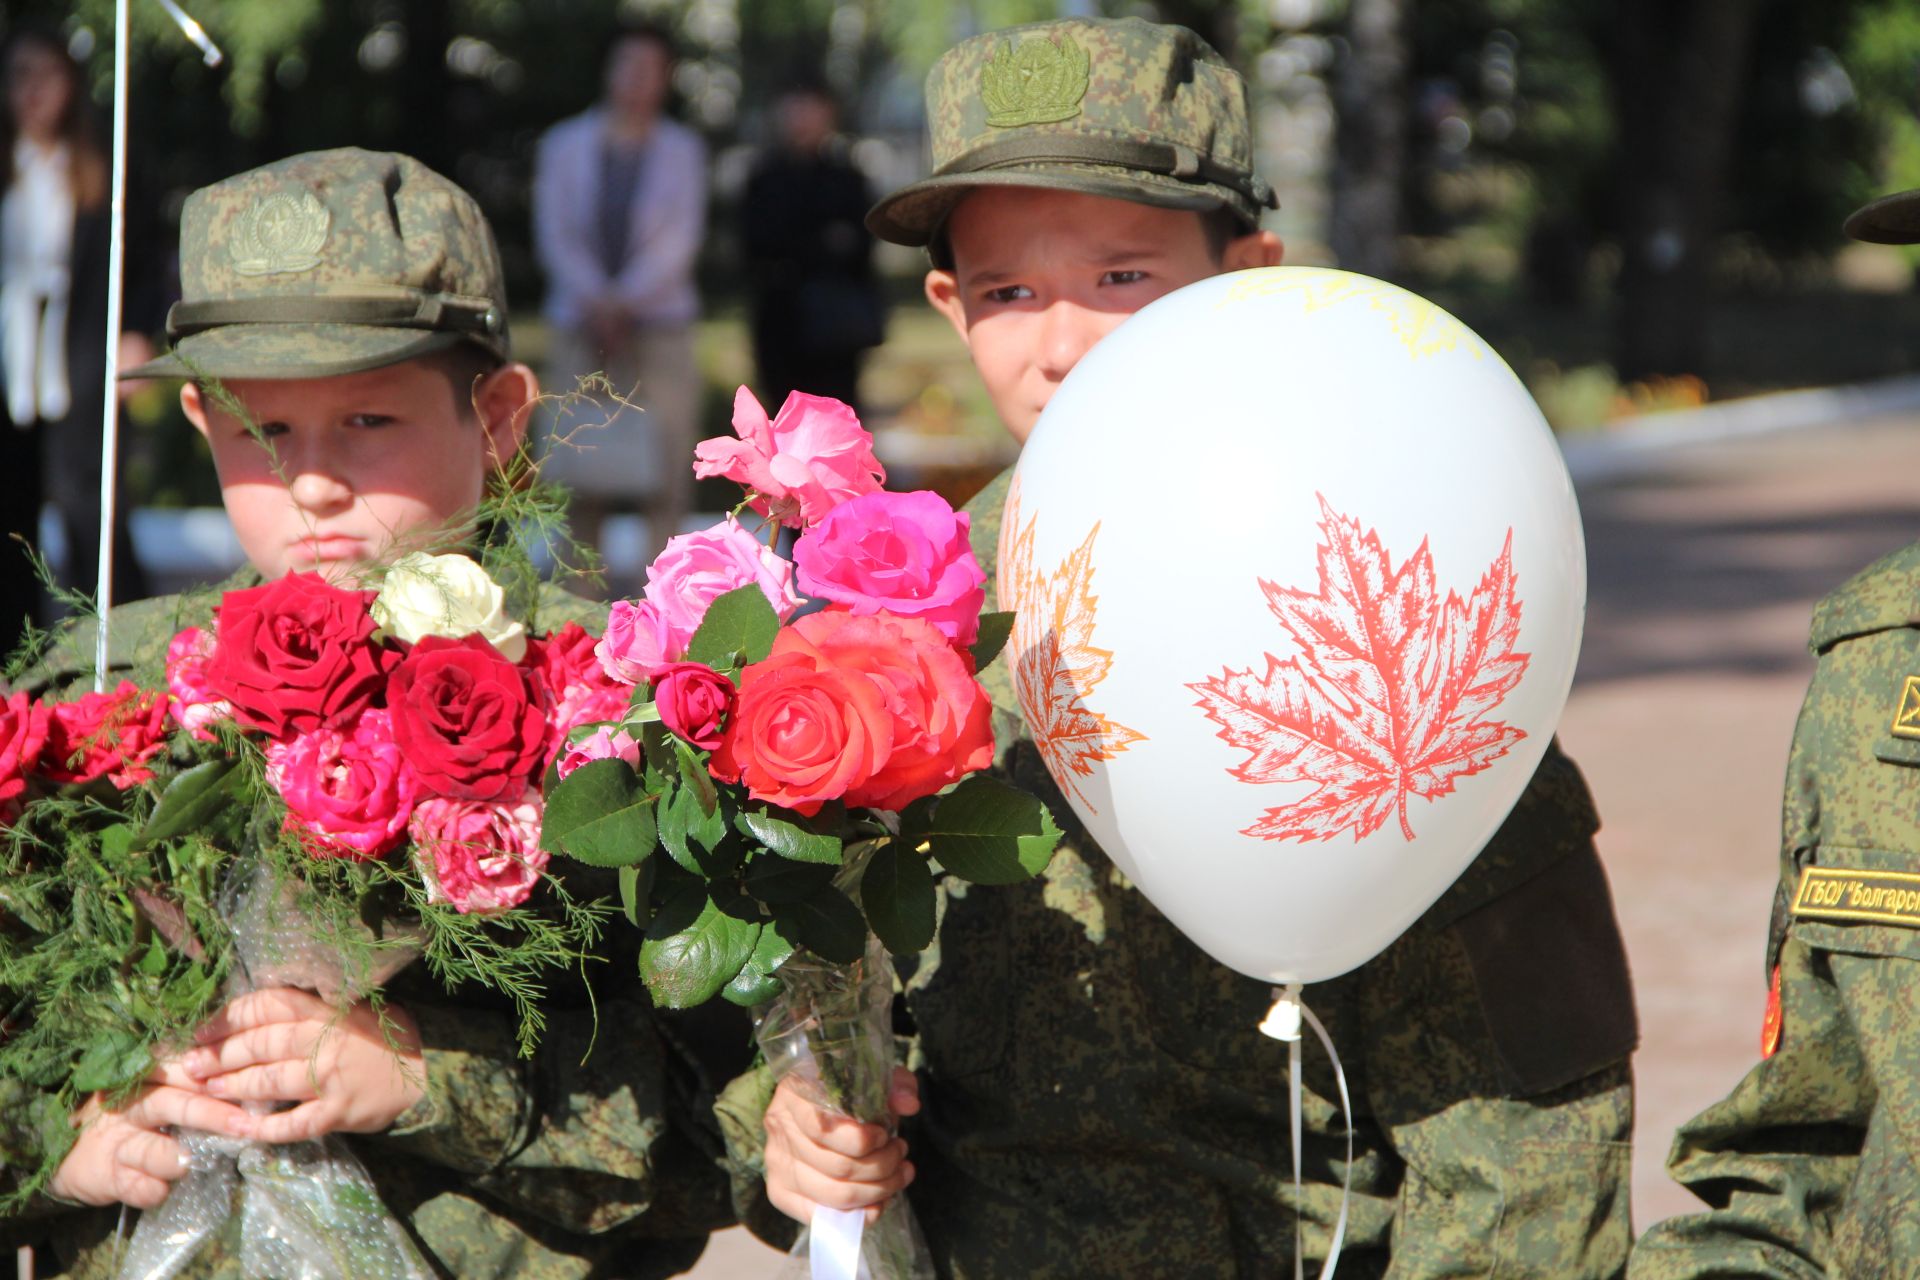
(1, 24), (156, 658)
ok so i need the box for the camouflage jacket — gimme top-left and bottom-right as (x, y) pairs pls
(718, 468), (1639, 1278)
(1631, 543), (1920, 1279)
(1, 585), (748, 1279)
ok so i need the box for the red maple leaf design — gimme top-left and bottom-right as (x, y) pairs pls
(1000, 479), (1147, 814)
(1190, 496), (1530, 843)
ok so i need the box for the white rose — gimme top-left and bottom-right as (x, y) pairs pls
(371, 552), (528, 662)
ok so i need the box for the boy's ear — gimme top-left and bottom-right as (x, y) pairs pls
(1222, 230), (1284, 272)
(474, 362), (539, 470)
(924, 269), (970, 344)
(180, 382), (213, 441)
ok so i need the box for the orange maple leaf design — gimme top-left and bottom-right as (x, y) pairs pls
(998, 479), (1147, 813)
(1190, 496), (1530, 844)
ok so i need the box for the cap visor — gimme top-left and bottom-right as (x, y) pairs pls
(121, 324), (469, 381)
(868, 166), (1234, 246)
(1843, 190), (1920, 245)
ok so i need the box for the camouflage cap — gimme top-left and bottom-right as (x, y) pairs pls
(1844, 188), (1920, 244)
(126, 148), (510, 380)
(867, 17), (1276, 248)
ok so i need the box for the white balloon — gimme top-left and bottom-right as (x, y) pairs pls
(999, 266), (1585, 985)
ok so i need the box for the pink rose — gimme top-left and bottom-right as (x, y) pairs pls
(557, 725), (641, 779)
(267, 708), (419, 859)
(0, 691), (48, 807)
(596, 598), (682, 685)
(651, 662), (736, 751)
(693, 387), (886, 528)
(793, 490), (988, 646)
(642, 517), (801, 645)
(165, 627), (232, 740)
(526, 623), (631, 759)
(411, 789), (549, 915)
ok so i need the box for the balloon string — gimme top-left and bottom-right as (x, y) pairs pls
(1259, 983), (1353, 1280)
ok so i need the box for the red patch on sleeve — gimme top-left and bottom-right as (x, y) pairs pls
(1760, 965), (1783, 1059)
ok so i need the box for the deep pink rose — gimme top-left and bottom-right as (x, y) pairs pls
(411, 789), (549, 914)
(693, 387), (885, 527)
(386, 635), (548, 801)
(793, 490), (988, 646)
(597, 599), (681, 685)
(266, 708), (419, 859)
(525, 623), (630, 759)
(651, 662), (736, 751)
(557, 725), (641, 779)
(205, 573), (397, 740)
(641, 518), (801, 646)
(0, 691), (49, 806)
(165, 627), (232, 740)
(41, 682), (169, 789)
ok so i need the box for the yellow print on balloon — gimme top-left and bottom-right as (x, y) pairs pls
(998, 478), (1147, 814)
(1215, 268), (1487, 361)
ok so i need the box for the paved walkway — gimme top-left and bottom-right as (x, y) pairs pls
(686, 409), (1920, 1273)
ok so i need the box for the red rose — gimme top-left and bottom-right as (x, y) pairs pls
(41, 681), (170, 789)
(709, 638), (894, 817)
(808, 612), (994, 811)
(206, 573), (397, 740)
(651, 662), (736, 751)
(387, 634), (547, 801)
(524, 622), (629, 759)
(0, 691), (49, 805)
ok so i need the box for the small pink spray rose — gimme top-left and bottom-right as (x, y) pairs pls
(693, 387), (885, 528)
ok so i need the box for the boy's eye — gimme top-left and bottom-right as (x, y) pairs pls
(346, 413), (396, 428)
(982, 284), (1033, 304)
(1101, 269), (1148, 286)
(248, 420), (290, 441)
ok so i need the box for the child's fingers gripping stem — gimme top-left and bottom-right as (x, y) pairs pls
(763, 1067), (922, 1225)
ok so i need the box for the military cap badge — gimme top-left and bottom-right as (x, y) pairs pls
(229, 189), (331, 276)
(982, 33), (1090, 128)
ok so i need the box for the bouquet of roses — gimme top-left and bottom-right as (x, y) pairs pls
(0, 547), (614, 1278)
(541, 388), (1061, 1279)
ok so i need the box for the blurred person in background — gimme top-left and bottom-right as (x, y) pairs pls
(1, 24), (156, 656)
(741, 76), (882, 414)
(533, 19), (707, 586)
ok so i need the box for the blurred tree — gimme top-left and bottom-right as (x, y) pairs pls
(1329, 0), (1410, 279)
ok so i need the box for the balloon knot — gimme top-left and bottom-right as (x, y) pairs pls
(1258, 982), (1304, 1042)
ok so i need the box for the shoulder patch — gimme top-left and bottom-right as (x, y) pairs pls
(1809, 540), (1920, 653)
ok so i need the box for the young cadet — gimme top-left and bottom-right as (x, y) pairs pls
(718, 17), (1641, 1278)
(0, 149), (734, 1279)
(1626, 193), (1920, 1280)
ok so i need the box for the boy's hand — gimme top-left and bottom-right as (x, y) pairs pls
(181, 988), (426, 1143)
(49, 1060), (256, 1209)
(762, 1067), (921, 1225)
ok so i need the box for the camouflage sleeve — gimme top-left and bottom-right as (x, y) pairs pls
(712, 1058), (801, 1248)
(368, 994), (729, 1238)
(1626, 930), (1862, 1280)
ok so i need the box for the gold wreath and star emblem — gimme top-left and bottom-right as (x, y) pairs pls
(981, 34), (1090, 128)
(1890, 675), (1920, 740)
(229, 190), (331, 276)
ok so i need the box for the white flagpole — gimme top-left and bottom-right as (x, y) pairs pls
(92, 0), (133, 693)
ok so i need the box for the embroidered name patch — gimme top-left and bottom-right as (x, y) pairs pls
(1792, 866), (1920, 927)
(1891, 675), (1920, 739)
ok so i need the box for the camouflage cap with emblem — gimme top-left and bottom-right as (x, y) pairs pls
(126, 147), (510, 381)
(866, 16), (1276, 248)
(1845, 186), (1920, 244)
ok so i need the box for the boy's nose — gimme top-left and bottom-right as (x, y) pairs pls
(286, 462), (355, 515)
(1034, 300), (1101, 382)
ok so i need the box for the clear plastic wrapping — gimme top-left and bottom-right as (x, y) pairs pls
(754, 934), (934, 1280)
(116, 867), (433, 1280)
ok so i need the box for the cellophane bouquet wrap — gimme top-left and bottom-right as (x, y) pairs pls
(0, 529), (614, 1275)
(542, 388), (1061, 1279)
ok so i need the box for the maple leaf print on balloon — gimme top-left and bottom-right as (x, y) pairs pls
(1190, 496), (1530, 843)
(999, 479), (1146, 813)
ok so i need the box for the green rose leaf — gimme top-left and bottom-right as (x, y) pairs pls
(860, 842), (937, 955)
(686, 585), (781, 671)
(723, 917), (798, 1006)
(772, 887), (866, 965)
(744, 852), (836, 904)
(71, 1032), (152, 1094)
(675, 739), (719, 816)
(923, 775), (1063, 884)
(617, 861), (652, 928)
(137, 759), (242, 849)
(970, 610), (1016, 671)
(541, 758), (659, 868)
(640, 886), (762, 1009)
(737, 807), (843, 865)
(722, 967), (781, 1006)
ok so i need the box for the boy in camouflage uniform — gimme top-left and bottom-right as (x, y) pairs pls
(1626, 192), (1920, 1280)
(722, 17), (1640, 1278)
(0, 149), (735, 1278)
